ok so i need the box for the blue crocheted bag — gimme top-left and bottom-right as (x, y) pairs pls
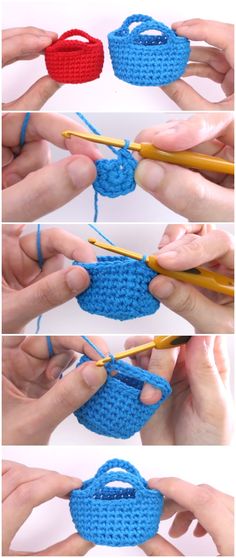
(74, 355), (171, 438)
(74, 256), (159, 320)
(108, 14), (190, 86)
(70, 459), (163, 546)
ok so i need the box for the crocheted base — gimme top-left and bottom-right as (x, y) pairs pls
(74, 256), (159, 320)
(70, 459), (163, 546)
(94, 155), (137, 198)
(74, 356), (171, 438)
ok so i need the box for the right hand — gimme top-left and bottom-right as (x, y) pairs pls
(140, 478), (234, 556)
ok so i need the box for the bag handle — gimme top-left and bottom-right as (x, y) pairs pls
(130, 20), (176, 42)
(58, 29), (97, 44)
(117, 14), (154, 34)
(109, 362), (171, 398)
(94, 459), (144, 481)
(85, 470), (146, 497)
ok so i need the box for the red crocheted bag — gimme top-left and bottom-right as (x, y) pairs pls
(45, 29), (104, 84)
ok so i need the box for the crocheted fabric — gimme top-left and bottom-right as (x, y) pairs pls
(74, 355), (171, 438)
(74, 256), (160, 320)
(94, 146), (137, 198)
(70, 459), (163, 546)
(45, 29), (104, 83)
(108, 14), (190, 86)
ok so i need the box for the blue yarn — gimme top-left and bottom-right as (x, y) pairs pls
(35, 314), (42, 334)
(20, 112), (31, 147)
(70, 458), (164, 546)
(76, 113), (137, 221)
(108, 14), (190, 86)
(46, 336), (54, 358)
(75, 355), (171, 438)
(36, 224), (44, 271)
(74, 255), (159, 321)
(81, 335), (105, 358)
(88, 224), (115, 246)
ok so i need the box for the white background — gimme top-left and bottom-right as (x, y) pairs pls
(3, 445), (234, 556)
(23, 222), (234, 334)
(48, 334), (234, 446)
(2, 0), (233, 111)
(40, 111), (191, 223)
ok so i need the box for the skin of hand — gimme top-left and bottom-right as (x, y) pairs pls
(135, 112), (234, 222)
(2, 112), (102, 221)
(148, 224), (234, 333)
(2, 27), (62, 111)
(2, 460), (93, 556)
(161, 19), (234, 110)
(2, 225), (97, 334)
(2, 336), (109, 445)
(125, 335), (234, 445)
(2, 335), (164, 445)
(140, 478), (234, 556)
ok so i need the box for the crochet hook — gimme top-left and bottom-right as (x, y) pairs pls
(88, 238), (234, 297)
(62, 130), (234, 175)
(96, 335), (191, 366)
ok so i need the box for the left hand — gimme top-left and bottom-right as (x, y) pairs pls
(2, 460), (92, 555)
(125, 335), (234, 445)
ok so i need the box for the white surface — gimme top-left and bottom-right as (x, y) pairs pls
(23, 222), (234, 335)
(3, 445), (234, 556)
(2, 0), (232, 111)
(49, 333), (234, 446)
(39, 111), (191, 223)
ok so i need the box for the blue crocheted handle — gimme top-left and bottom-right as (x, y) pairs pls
(118, 14), (176, 42)
(86, 471), (146, 497)
(111, 362), (170, 393)
(94, 459), (144, 481)
(118, 14), (153, 33)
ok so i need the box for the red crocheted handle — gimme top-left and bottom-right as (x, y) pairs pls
(57, 29), (98, 44)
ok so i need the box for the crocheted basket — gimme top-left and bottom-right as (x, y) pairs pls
(45, 29), (104, 83)
(70, 459), (163, 546)
(74, 256), (159, 320)
(74, 355), (171, 438)
(108, 14), (190, 86)
(94, 146), (137, 198)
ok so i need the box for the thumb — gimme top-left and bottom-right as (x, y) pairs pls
(37, 361), (107, 430)
(140, 534), (183, 556)
(2, 154), (96, 222)
(149, 276), (233, 333)
(6, 266), (89, 333)
(15, 534), (94, 556)
(2, 33), (53, 65)
(3, 76), (61, 111)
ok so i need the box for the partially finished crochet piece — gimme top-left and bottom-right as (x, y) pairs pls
(70, 459), (164, 546)
(74, 255), (160, 320)
(108, 14), (190, 86)
(45, 29), (104, 83)
(74, 355), (171, 438)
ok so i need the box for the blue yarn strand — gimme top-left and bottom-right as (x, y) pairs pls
(46, 336), (54, 358)
(20, 112), (31, 147)
(76, 113), (118, 156)
(35, 314), (42, 334)
(36, 224), (44, 270)
(81, 335), (106, 358)
(94, 191), (99, 222)
(88, 224), (115, 246)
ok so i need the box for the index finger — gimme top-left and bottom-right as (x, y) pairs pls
(172, 19), (234, 54)
(21, 335), (109, 361)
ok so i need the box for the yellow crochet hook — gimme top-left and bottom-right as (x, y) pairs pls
(96, 335), (191, 366)
(62, 130), (234, 175)
(88, 238), (234, 297)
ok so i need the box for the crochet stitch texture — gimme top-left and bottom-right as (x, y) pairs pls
(70, 459), (163, 546)
(74, 355), (171, 438)
(45, 29), (104, 83)
(108, 14), (190, 86)
(94, 145), (137, 198)
(74, 256), (160, 320)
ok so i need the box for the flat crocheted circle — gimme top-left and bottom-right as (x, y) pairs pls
(45, 29), (104, 84)
(74, 256), (160, 320)
(74, 355), (171, 439)
(70, 459), (163, 546)
(94, 150), (137, 198)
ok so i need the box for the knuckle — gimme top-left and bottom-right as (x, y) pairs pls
(194, 485), (216, 507)
(214, 229), (233, 251)
(14, 483), (34, 505)
(174, 288), (197, 315)
(38, 277), (61, 307)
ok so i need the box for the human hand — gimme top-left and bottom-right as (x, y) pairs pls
(149, 224), (234, 333)
(2, 112), (101, 221)
(2, 225), (96, 333)
(2, 336), (107, 444)
(162, 19), (234, 110)
(140, 478), (234, 556)
(2, 460), (93, 555)
(125, 335), (234, 445)
(2, 27), (61, 110)
(135, 112), (234, 221)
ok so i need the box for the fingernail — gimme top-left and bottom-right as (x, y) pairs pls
(154, 125), (179, 137)
(66, 267), (89, 294)
(135, 160), (165, 192)
(51, 366), (63, 379)
(158, 234), (170, 248)
(67, 156), (95, 190)
(150, 277), (175, 299)
(141, 385), (162, 405)
(4, 173), (21, 187)
(81, 364), (106, 388)
(157, 251), (178, 264)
